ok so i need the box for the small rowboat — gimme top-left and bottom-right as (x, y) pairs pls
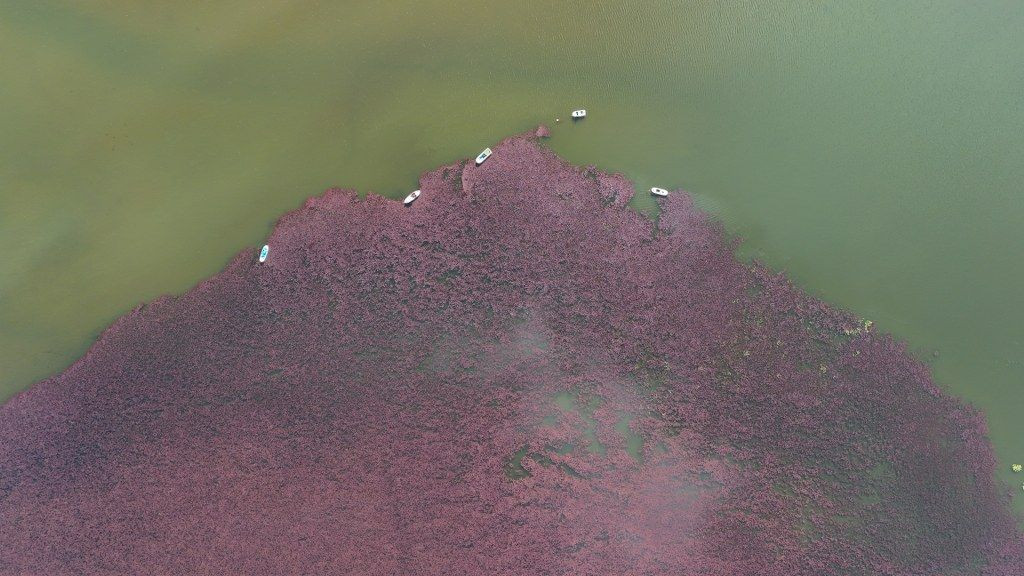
(404, 189), (421, 205)
(571, 109), (586, 119)
(475, 147), (492, 166)
(650, 187), (669, 197)
(259, 245), (269, 263)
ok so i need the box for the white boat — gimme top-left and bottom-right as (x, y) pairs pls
(650, 187), (669, 197)
(258, 244), (269, 263)
(475, 147), (492, 165)
(571, 109), (586, 119)
(404, 189), (421, 205)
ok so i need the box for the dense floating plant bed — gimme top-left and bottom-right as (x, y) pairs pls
(1, 133), (1020, 575)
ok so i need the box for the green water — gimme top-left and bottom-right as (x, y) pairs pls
(1, 1), (1022, 515)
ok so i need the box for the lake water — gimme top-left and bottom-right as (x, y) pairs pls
(1, 1), (1022, 515)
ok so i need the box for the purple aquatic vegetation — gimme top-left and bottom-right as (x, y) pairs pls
(0, 133), (1020, 575)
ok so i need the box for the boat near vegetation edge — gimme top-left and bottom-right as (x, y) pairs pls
(404, 189), (421, 205)
(475, 148), (492, 166)
(651, 187), (669, 197)
(259, 245), (269, 263)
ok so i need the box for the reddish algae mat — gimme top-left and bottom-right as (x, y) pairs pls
(1, 133), (1021, 575)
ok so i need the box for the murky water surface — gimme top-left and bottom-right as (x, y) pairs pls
(1, 1), (1021, 514)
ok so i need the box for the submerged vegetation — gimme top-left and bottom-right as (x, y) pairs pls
(0, 134), (1019, 574)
